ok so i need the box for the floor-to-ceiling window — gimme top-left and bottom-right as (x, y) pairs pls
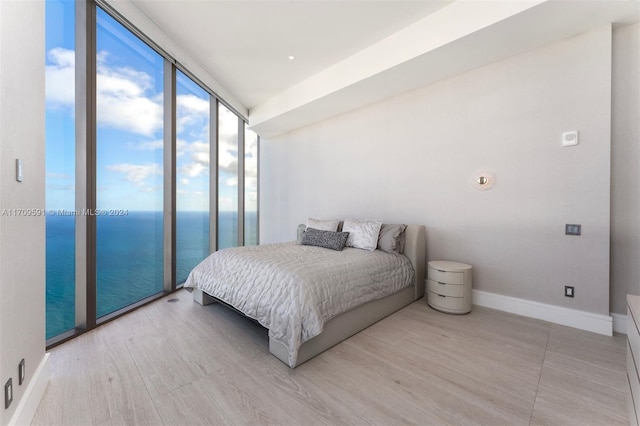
(45, 0), (76, 339)
(45, 0), (257, 345)
(244, 125), (258, 246)
(217, 103), (239, 250)
(95, 8), (165, 318)
(176, 71), (210, 284)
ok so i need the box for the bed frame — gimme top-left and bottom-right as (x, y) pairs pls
(193, 224), (426, 367)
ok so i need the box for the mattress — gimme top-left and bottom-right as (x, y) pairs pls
(184, 242), (414, 366)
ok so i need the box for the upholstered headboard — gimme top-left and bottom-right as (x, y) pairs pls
(403, 224), (426, 300)
(298, 222), (426, 300)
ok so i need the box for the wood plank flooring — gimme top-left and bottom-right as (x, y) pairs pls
(32, 289), (628, 425)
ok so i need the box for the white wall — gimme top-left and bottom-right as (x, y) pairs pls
(0, 1), (46, 424)
(611, 23), (640, 314)
(261, 26), (613, 316)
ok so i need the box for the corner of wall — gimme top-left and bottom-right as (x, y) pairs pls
(8, 354), (50, 426)
(610, 22), (640, 313)
(0, 1), (47, 424)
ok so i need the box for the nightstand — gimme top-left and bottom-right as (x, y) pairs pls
(426, 260), (472, 314)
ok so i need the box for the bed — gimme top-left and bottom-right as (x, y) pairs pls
(185, 224), (426, 368)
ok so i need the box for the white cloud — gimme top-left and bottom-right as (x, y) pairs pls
(178, 140), (210, 178)
(47, 172), (73, 180)
(244, 129), (258, 179)
(175, 139), (189, 157)
(97, 76), (163, 137)
(50, 47), (75, 68)
(180, 178), (189, 185)
(216, 104), (240, 174)
(177, 94), (209, 138)
(105, 163), (161, 186)
(129, 139), (164, 150)
(218, 104), (239, 138)
(98, 62), (150, 97)
(46, 47), (163, 136)
(189, 141), (209, 153)
(177, 94), (208, 115)
(192, 151), (209, 165)
(140, 184), (162, 193)
(180, 162), (207, 178)
(45, 48), (75, 108)
(244, 155), (258, 178)
(219, 152), (237, 174)
(223, 176), (238, 187)
(46, 47), (256, 198)
(245, 176), (258, 191)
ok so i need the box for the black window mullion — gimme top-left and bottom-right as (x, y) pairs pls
(210, 99), (219, 253)
(237, 118), (245, 246)
(75, 0), (97, 331)
(163, 61), (176, 292)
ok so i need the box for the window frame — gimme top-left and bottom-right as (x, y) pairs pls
(46, 0), (258, 348)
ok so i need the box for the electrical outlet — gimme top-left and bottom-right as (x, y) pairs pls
(18, 359), (25, 385)
(4, 378), (12, 409)
(565, 224), (581, 236)
(565, 286), (574, 298)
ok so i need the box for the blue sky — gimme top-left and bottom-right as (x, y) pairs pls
(45, 0), (256, 212)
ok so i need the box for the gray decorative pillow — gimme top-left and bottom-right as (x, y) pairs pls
(377, 224), (407, 254)
(301, 228), (349, 251)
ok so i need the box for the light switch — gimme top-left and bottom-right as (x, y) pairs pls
(16, 159), (23, 182)
(562, 131), (579, 147)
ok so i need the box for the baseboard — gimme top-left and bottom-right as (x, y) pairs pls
(611, 312), (627, 334)
(9, 353), (50, 426)
(473, 290), (613, 336)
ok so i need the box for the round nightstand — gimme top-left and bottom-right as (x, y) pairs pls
(426, 260), (472, 314)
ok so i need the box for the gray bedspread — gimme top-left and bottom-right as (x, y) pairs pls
(184, 242), (414, 366)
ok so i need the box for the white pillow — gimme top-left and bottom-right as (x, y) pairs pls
(307, 217), (340, 232)
(342, 219), (383, 251)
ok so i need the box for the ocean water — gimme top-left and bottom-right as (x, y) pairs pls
(46, 210), (257, 339)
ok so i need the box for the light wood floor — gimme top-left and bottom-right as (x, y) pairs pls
(33, 289), (628, 425)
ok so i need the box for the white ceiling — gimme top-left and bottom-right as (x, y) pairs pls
(119, 0), (638, 137)
(130, 0), (453, 109)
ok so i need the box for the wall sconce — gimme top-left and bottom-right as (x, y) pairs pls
(471, 171), (495, 190)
